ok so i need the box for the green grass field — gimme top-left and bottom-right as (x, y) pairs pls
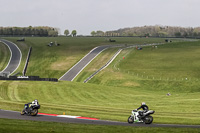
(0, 37), (200, 132)
(119, 41), (200, 80)
(0, 118), (199, 133)
(0, 80), (200, 125)
(3, 37), (166, 78)
(0, 42), (10, 71)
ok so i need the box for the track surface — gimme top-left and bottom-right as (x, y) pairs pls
(59, 45), (112, 81)
(0, 39), (21, 75)
(0, 110), (200, 128)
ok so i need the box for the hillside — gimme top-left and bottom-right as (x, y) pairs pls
(3, 37), (166, 78)
(0, 42), (10, 71)
(0, 37), (200, 125)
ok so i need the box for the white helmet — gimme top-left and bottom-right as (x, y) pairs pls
(141, 102), (146, 105)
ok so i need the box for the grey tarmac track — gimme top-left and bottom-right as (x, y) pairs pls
(0, 110), (200, 128)
(0, 39), (21, 75)
(59, 43), (161, 81)
(59, 45), (112, 81)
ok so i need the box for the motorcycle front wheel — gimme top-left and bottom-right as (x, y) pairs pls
(21, 109), (25, 115)
(143, 116), (153, 124)
(31, 109), (38, 116)
(128, 116), (134, 124)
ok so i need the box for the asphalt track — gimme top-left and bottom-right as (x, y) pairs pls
(59, 43), (159, 81)
(0, 39), (21, 75)
(59, 45), (112, 81)
(0, 110), (200, 128)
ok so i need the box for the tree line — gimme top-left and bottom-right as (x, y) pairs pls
(64, 29), (77, 37)
(0, 26), (59, 37)
(91, 25), (200, 38)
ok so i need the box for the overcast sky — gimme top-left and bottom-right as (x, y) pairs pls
(0, 0), (199, 35)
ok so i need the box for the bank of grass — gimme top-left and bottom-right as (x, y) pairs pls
(0, 42), (10, 71)
(3, 37), (166, 78)
(85, 40), (200, 124)
(1, 118), (200, 133)
(0, 80), (200, 125)
(0, 37), (200, 127)
(90, 40), (200, 84)
(120, 41), (200, 80)
(3, 37), (114, 78)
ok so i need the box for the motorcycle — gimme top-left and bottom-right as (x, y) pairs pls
(21, 103), (40, 116)
(128, 109), (155, 124)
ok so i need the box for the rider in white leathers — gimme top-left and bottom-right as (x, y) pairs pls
(29, 99), (39, 110)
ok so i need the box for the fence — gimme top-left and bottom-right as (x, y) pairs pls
(23, 47), (32, 76)
(0, 76), (58, 82)
(113, 58), (199, 82)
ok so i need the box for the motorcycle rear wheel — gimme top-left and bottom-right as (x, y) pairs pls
(128, 116), (134, 124)
(31, 109), (38, 116)
(143, 116), (153, 124)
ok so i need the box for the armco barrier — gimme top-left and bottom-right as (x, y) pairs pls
(0, 76), (58, 82)
(23, 47), (32, 76)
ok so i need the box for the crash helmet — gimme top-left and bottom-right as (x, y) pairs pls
(141, 102), (146, 105)
(34, 99), (38, 102)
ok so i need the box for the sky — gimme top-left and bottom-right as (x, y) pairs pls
(0, 0), (199, 35)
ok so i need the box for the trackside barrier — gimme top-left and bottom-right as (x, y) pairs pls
(23, 47), (32, 76)
(0, 76), (58, 82)
(115, 70), (198, 81)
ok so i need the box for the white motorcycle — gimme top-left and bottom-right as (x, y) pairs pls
(128, 110), (155, 124)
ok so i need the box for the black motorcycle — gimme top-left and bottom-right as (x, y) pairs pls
(21, 103), (40, 116)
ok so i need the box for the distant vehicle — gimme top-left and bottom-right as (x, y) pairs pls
(47, 42), (53, 46)
(165, 39), (172, 42)
(109, 39), (116, 42)
(21, 103), (40, 116)
(17, 38), (25, 41)
(128, 109), (155, 124)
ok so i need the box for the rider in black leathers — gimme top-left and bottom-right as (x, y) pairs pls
(136, 102), (149, 118)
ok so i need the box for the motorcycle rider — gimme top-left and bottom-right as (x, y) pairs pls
(135, 102), (149, 119)
(29, 99), (39, 111)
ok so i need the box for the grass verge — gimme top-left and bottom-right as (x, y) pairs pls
(0, 42), (11, 71)
(0, 80), (200, 125)
(0, 118), (199, 133)
(0, 37), (200, 127)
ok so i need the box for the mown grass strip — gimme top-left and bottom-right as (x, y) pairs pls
(1, 80), (200, 124)
(0, 42), (11, 71)
(0, 118), (199, 133)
